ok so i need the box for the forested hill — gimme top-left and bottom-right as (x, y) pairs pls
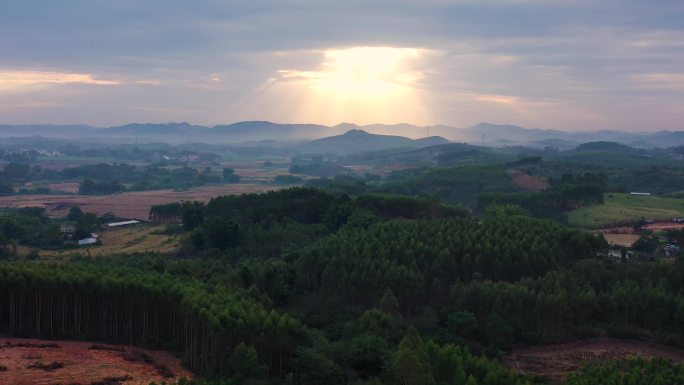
(295, 129), (450, 154)
(5, 188), (684, 385)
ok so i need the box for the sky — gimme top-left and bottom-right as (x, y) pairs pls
(0, 0), (683, 131)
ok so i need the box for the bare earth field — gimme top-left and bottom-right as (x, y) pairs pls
(0, 337), (192, 385)
(601, 233), (640, 247)
(0, 184), (279, 219)
(504, 338), (684, 381)
(510, 170), (549, 192)
(599, 221), (684, 235)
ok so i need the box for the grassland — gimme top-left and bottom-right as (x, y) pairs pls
(568, 193), (684, 228)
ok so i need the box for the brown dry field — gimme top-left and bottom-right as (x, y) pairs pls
(0, 337), (192, 385)
(601, 221), (684, 234)
(0, 184), (279, 219)
(42, 182), (81, 193)
(510, 170), (549, 192)
(504, 338), (684, 381)
(602, 233), (640, 247)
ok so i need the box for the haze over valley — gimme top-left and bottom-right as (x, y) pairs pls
(2, 1), (684, 385)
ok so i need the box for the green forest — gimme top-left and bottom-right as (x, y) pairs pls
(3, 187), (684, 384)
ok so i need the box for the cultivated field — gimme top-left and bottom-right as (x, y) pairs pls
(0, 184), (279, 219)
(568, 193), (684, 228)
(17, 225), (179, 258)
(504, 338), (684, 382)
(601, 233), (641, 247)
(224, 161), (293, 183)
(41, 182), (81, 193)
(0, 338), (192, 385)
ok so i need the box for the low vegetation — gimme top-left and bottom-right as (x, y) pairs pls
(3, 138), (684, 384)
(568, 193), (684, 228)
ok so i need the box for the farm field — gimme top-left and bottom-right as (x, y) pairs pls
(0, 183), (279, 219)
(601, 233), (640, 247)
(567, 193), (684, 228)
(224, 161), (293, 183)
(504, 338), (684, 382)
(17, 225), (178, 258)
(0, 337), (192, 385)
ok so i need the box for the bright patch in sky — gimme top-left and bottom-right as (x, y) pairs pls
(0, 70), (119, 91)
(280, 47), (423, 100)
(272, 47), (434, 125)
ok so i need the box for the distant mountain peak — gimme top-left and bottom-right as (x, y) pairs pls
(342, 129), (371, 136)
(333, 122), (360, 129)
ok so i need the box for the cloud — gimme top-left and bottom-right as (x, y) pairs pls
(0, 70), (120, 92)
(631, 73), (684, 89)
(0, 0), (683, 130)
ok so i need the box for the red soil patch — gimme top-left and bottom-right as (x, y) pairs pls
(644, 222), (684, 231)
(0, 338), (192, 385)
(504, 338), (684, 381)
(510, 170), (549, 192)
(0, 184), (279, 219)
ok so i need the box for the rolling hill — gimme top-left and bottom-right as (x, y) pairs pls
(295, 129), (450, 154)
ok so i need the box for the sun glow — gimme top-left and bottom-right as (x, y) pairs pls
(270, 46), (434, 125)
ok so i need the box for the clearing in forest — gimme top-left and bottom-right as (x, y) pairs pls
(504, 338), (684, 382)
(510, 170), (549, 192)
(567, 193), (684, 228)
(601, 233), (640, 247)
(0, 337), (192, 385)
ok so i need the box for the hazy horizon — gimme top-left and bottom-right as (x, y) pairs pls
(2, 1), (684, 132)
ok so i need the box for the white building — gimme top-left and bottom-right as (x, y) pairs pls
(106, 220), (140, 228)
(78, 237), (98, 246)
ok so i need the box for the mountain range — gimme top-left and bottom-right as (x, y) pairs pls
(0, 121), (683, 149)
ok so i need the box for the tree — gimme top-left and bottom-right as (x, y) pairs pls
(40, 224), (63, 246)
(391, 326), (435, 385)
(486, 298), (513, 352)
(0, 181), (13, 195)
(230, 342), (264, 384)
(223, 168), (241, 183)
(447, 311), (478, 339)
(79, 178), (96, 194)
(67, 206), (84, 222)
(182, 201), (205, 231)
(204, 218), (240, 250)
(380, 289), (400, 316)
